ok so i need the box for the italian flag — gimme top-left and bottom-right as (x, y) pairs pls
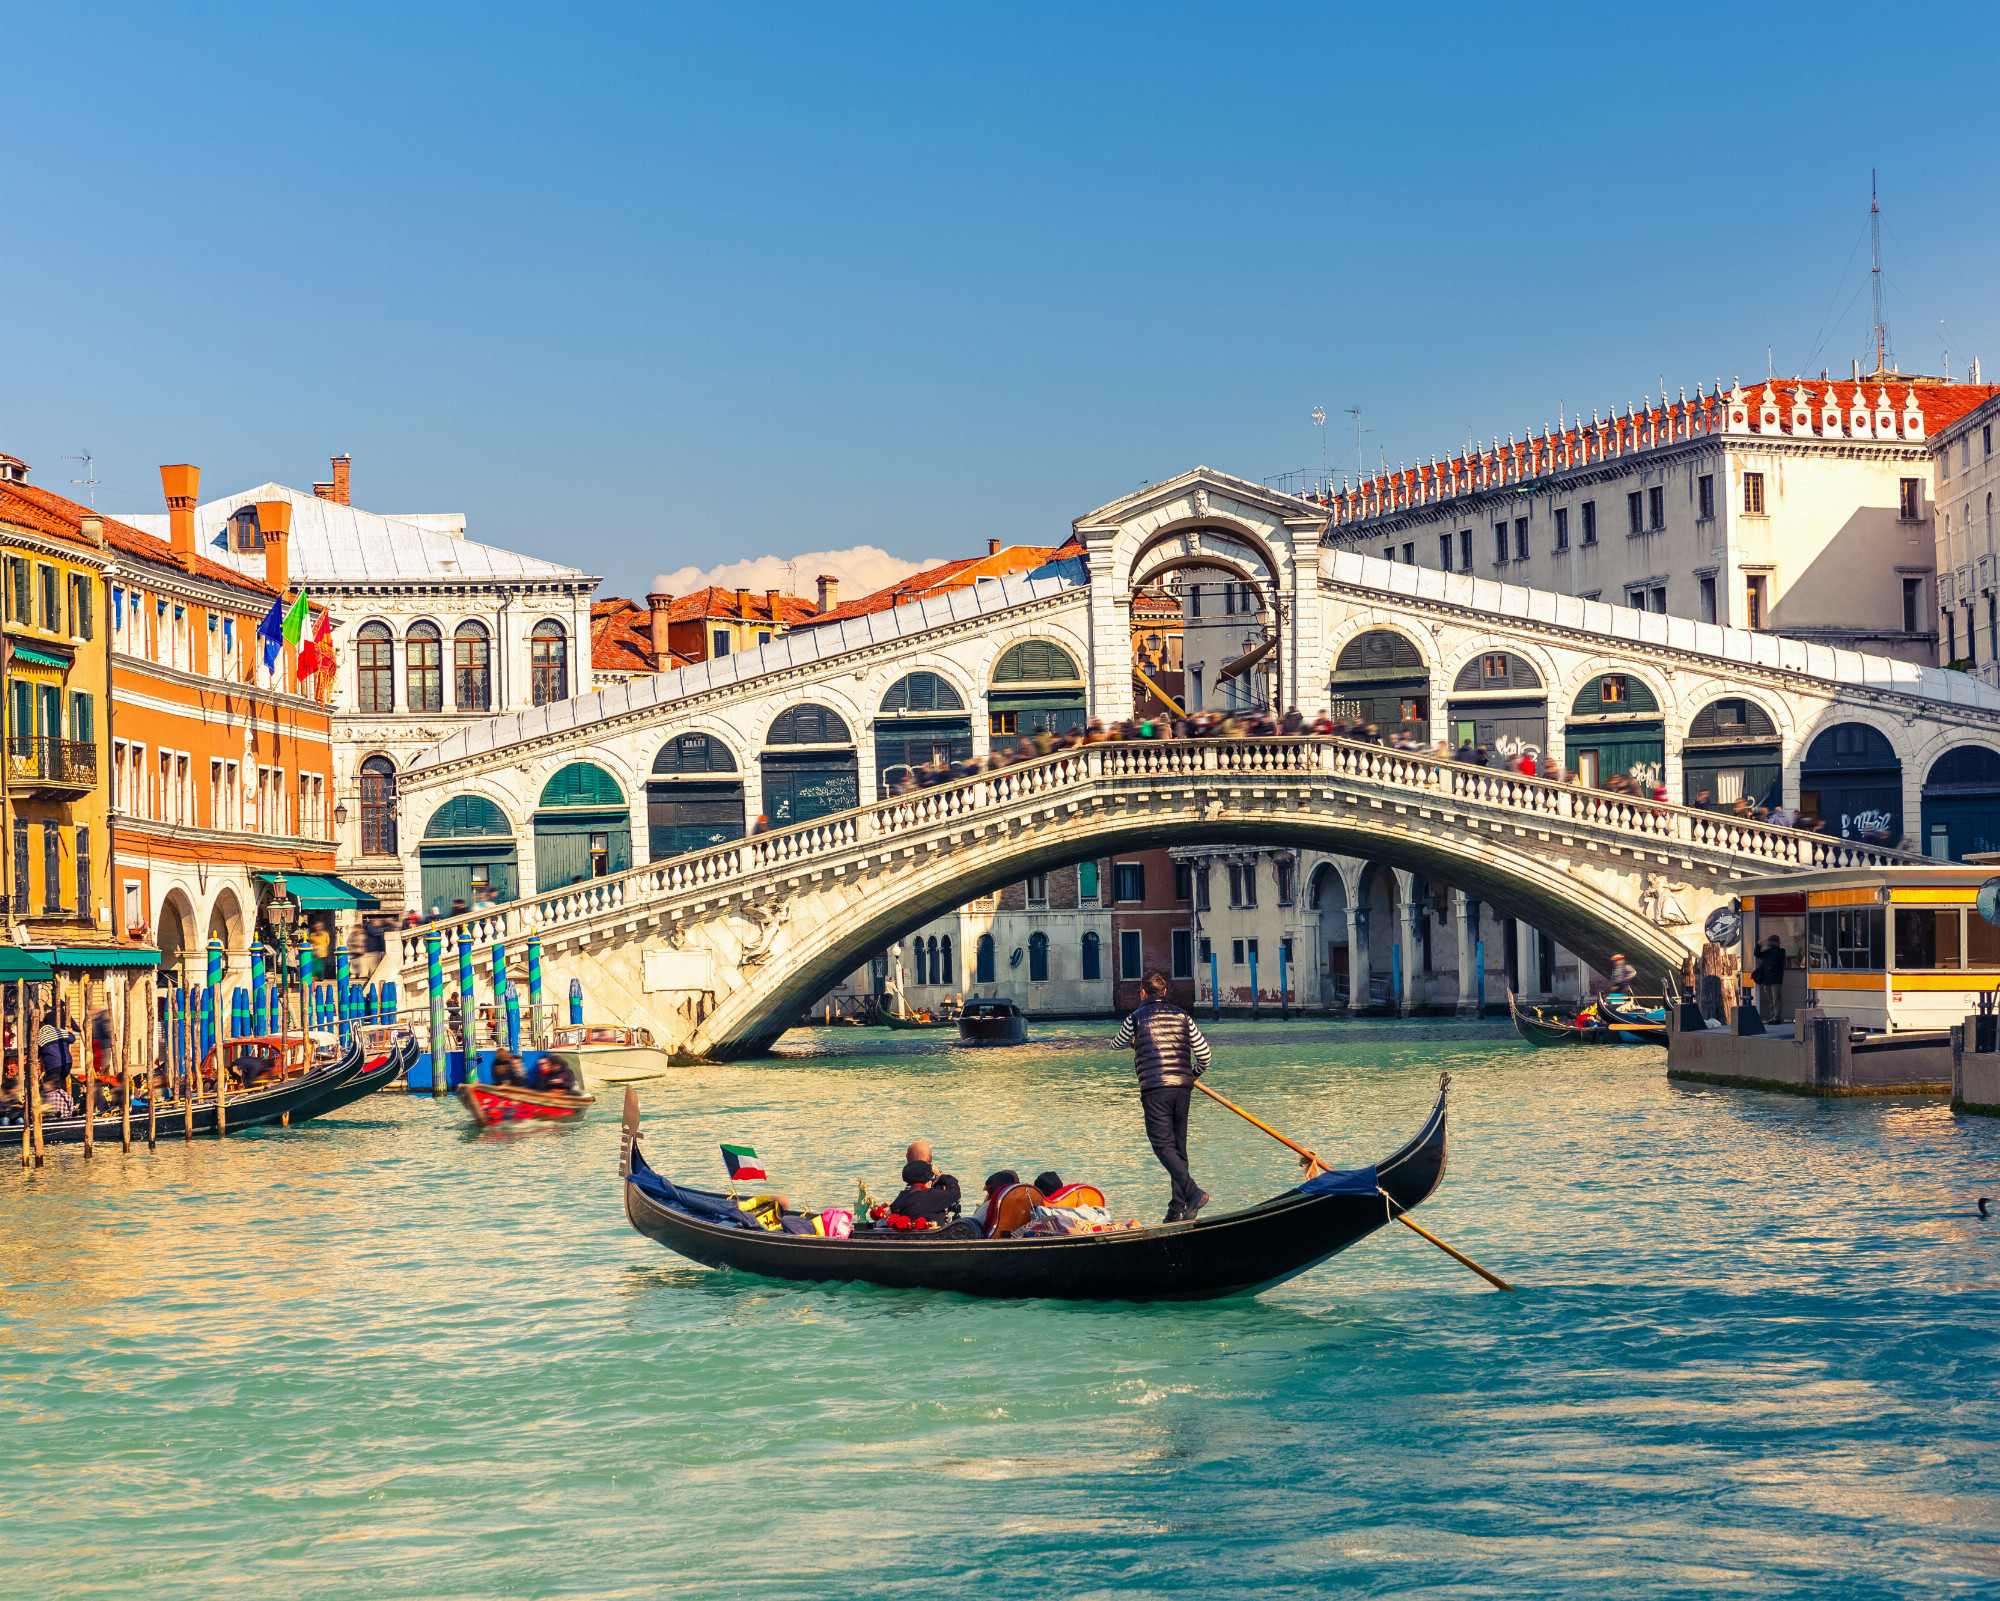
(720, 1144), (766, 1182)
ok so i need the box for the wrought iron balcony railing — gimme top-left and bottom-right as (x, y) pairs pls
(8, 736), (97, 788)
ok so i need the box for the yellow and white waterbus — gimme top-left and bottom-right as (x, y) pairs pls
(1738, 865), (2000, 1034)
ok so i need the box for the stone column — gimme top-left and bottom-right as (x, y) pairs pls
(1346, 901), (1366, 1013)
(1515, 918), (1534, 997)
(1455, 892), (1480, 1017)
(1393, 868), (1419, 1016)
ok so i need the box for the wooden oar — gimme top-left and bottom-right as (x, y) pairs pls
(1191, 1078), (1515, 1292)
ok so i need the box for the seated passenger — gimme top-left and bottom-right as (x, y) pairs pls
(1033, 1169), (1063, 1196)
(977, 1169), (1022, 1234)
(531, 1056), (578, 1094)
(888, 1159), (961, 1226)
(490, 1049), (529, 1087)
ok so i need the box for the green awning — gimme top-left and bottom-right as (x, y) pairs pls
(42, 947), (157, 970)
(12, 646), (68, 669)
(258, 873), (382, 910)
(0, 947), (53, 979)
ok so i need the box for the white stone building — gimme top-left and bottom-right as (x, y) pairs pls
(1324, 371), (2000, 668)
(119, 458), (598, 913)
(1934, 390), (2000, 681)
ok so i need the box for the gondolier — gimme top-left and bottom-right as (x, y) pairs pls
(1113, 971), (1212, 1222)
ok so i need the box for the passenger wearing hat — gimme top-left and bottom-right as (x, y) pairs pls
(888, 1157), (961, 1226)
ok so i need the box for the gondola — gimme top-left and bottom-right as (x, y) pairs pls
(0, 1037), (366, 1148)
(1598, 993), (1668, 1027)
(1507, 990), (1665, 1048)
(878, 1008), (953, 1031)
(458, 1079), (596, 1127)
(617, 1077), (1452, 1302)
(288, 1033), (418, 1119)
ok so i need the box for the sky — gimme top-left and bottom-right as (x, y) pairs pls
(6, 1), (2000, 601)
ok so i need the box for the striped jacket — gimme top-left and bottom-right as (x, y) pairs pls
(1113, 998), (1212, 1091)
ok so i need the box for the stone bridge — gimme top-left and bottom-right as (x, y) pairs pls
(396, 736), (1919, 1057)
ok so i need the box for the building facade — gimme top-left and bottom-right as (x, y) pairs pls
(118, 457), (597, 916)
(1933, 390), (2000, 681)
(1322, 372), (2000, 667)
(0, 458), (115, 949)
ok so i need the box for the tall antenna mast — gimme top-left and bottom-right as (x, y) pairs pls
(1869, 170), (1890, 376)
(62, 450), (98, 508)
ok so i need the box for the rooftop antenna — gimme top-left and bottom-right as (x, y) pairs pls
(1344, 406), (1368, 482)
(1311, 406), (1327, 492)
(62, 450), (98, 507)
(1870, 170), (1892, 375)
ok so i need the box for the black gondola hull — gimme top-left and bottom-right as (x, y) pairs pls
(286, 1038), (415, 1119)
(622, 1087), (1449, 1302)
(0, 1041), (367, 1147)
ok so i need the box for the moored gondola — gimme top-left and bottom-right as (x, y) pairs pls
(1507, 990), (1665, 1048)
(287, 1033), (418, 1120)
(617, 1077), (1452, 1302)
(0, 1038), (366, 1147)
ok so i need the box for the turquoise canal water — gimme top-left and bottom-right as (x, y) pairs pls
(4, 1020), (2000, 1597)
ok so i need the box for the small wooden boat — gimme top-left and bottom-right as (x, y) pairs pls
(1507, 990), (1665, 1048)
(618, 1078), (1452, 1302)
(1598, 994), (1668, 1027)
(879, 1006), (953, 1030)
(958, 998), (1028, 1046)
(458, 1078), (596, 1127)
(543, 1024), (673, 1084)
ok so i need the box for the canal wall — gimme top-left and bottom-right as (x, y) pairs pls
(1665, 1002), (1952, 1098)
(1950, 1021), (2000, 1116)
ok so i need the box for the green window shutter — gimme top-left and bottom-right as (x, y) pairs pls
(539, 761), (625, 809)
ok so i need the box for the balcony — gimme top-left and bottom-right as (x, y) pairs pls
(8, 736), (97, 798)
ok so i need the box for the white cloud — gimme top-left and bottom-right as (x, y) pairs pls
(651, 545), (943, 603)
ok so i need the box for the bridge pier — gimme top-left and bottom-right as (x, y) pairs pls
(1454, 892), (1481, 1017)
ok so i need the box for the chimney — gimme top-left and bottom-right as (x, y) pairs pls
(737, 588), (751, 618)
(331, 453), (350, 506)
(645, 591), (673, 666)
(764, 588), (781, 621)
(160, 464), (201, 573)
(987, 539), (1001, 555)
(79, 516), (104, 549)
(256, 499), (293, 595)
(816, 574), (838, 613)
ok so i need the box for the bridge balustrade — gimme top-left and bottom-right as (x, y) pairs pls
(396, 736), (1927, 977)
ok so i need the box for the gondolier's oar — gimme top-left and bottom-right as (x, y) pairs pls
(1191, 1078), (1515, 1292)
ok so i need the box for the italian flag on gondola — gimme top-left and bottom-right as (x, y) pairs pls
(720, 1144), (766, 1182)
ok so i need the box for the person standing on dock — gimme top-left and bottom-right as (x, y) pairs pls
(1115, 971), (1213, 1223)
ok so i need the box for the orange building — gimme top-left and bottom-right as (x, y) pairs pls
(99, 466), (344, 983)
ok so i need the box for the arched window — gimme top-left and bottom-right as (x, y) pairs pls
(993, 641), (1080, 683)
(539, 761), (625, 810)
(1080, 930), (1100, 981)
(406, 621), (442, 712)
(531, 619), (569, 706)
(920, 936), (938, 986)
(455, 621), (491, 711)
(1028, 930), (1049, 981)
(423, 794), (512, 839)
(939, 934), (952, 986)
(879, 672), (964, 713)
(767, 704), (852, 745)
(976, 933), (995, 984)
(356, 622), (394, 713)
(652, 733), (738, 773)
(359, 755), (397, 856)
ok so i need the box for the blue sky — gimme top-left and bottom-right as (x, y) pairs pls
(6, 2), (1998, 599)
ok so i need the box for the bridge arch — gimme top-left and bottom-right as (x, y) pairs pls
(1326, 624), (1436, 741)
(1796, 718), (1906, 845)
(1125, 517), (1284, 600)
(1679, 692), (1786, 810)
(1557, 663), (1671, 790)
(648, 731), (746, 861)
(686, 793), (1696, 1056)
(1920, 744), (2000, 859)
(988, 637), (1087, 741)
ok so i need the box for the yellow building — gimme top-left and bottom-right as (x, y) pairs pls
(0, 454), (115, 945)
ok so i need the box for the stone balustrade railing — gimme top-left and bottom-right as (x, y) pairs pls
(397, 736), (1926, 980)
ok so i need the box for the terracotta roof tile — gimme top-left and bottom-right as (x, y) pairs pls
(0, 478), (276, 597)
(589, 596), (687, 674)
(792, 544), (1062, 629)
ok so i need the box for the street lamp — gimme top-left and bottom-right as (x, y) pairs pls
(333, 802), (348, 827)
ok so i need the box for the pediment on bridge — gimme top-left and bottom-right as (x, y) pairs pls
(1074, 467), (1330, 594)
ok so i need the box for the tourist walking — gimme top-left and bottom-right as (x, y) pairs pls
(1113, 970), (1213, 1222)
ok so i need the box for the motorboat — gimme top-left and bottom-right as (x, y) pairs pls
(459, 1080), (595, 1127)
(543, 1024), (674, 1084)
(958, 998), (1028, 1046)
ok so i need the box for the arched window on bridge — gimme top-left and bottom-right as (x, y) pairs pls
(1799, 723), (1903, 845)
(648, 733), (744, 863)
(1922, 745), (2000, 860)
(1028, 930), (1049, 982)
(534, 762), (631, 892)
(419, 794), (518, 915)
(1564, 673), (1663, 790)
(975, 933), (996, 984)
(1080, 930), (1100, 981)
(763, 703), (858, 827)
(1329, 630), (1428, 742)
(876, 672), (971, 797)
(1446, 652), (1544, 765)
(1682, 697), (1781, 811)
(990, 640), (1085, 740)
